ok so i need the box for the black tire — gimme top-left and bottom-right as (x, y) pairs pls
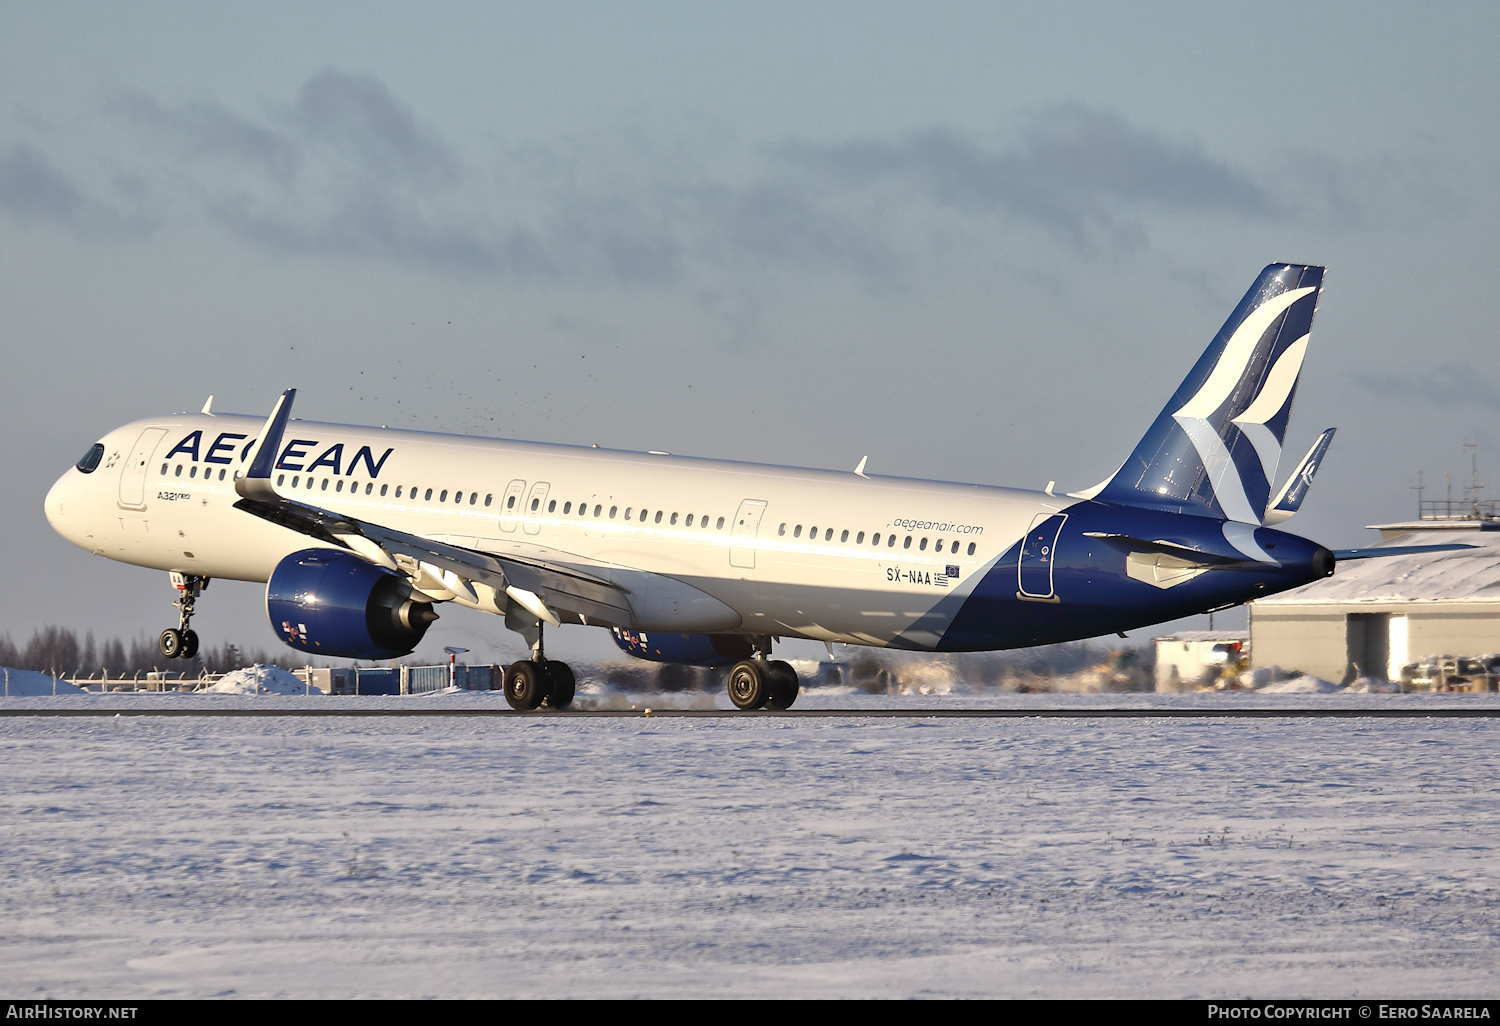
(158, 628), (183, 659)
(545, 662), (576, 710)
(179, 629), (200, 660)
(727, 659), (770, 710)
(505, 660), (547, 710)
(765, 659), (800, 710)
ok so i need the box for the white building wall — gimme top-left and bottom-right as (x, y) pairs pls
(1248, 608), (1347, 681)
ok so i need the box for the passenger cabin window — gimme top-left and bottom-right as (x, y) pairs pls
(778, 523), (786, 536)
(919, 538), (927, 550)
(484, 494), (492, 506)
(824, 528), (833, 541)
(440, 490), (449, 502)
(888, 535), (897, 547)
(794, 525), (802, 538)
(189, 466), (197, 479)
(967, 542), (976, 555)
(716, 517), (725, 529)
(840, 530), (848, 542)
(507, 495), (516, 509)
(609, 506), (618, 518)
(381, 484), (388, 496)
(530, 497), (539, 511)
(470, 492), (478, 505)
(322, 479), (330, 491)
(655, 511), (663, 524)
(425, 488), (433, 500)
(337, 480), (345, 492)
(670, 513), (678, 525)
(277, 474), (285, 486)
(857, 532), (865, 544)
(548, 500), (556, 512)
(174, 465), (182, 477)
(594, 504), (602, 516)
(686, 514), (695, 526)
(903, 536), (911, 548)
(563, 502), (572, 514)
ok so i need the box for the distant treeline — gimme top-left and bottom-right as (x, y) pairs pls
(0, 626), (305, 679)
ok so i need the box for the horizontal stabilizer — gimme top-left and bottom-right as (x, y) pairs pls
(1263, 428), (1335, 526)
(1332, 543), (1477, 561)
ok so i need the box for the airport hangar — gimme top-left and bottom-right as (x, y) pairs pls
(1248, 517), (1500, 685)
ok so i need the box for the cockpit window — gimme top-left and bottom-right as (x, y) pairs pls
(76, 442), (105, 474)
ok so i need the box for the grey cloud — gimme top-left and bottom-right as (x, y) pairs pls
(109, 89), (297, 182)
(211, 193), (556, 278)
(288, 70), (457, 187)
(1352, 362), (1500, 409)
(0, 144), (85, 224)
(784, 105), (1271, 242)
(5, 79), (1285, 283)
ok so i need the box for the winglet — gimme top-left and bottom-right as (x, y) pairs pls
(200, 395), (215, 415)
(235, 389), (296, 501)
(854, 455), (869, 479)
(1262, 428), (1336, 526)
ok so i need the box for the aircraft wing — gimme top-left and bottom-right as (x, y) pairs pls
(232, 390), (633, 627)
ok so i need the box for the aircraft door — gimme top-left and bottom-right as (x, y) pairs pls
(522, 481), (550, 535)
(1017, 512), (1067, 600)
(118, 427), (168, 510)
(497, 479), (527, 533)
(729, 499), (767, 569)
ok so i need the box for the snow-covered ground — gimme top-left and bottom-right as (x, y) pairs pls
(1, 690), (1498, 998)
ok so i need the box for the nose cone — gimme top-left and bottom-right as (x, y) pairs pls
(45, 470), (88, 549)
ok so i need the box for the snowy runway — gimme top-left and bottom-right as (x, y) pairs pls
(2, 700), (1498, 998)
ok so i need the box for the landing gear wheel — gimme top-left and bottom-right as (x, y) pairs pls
(179, 629), (200, 660)
(544, 662), (576, 710)
(158, 628), (184, 659)
(765, 659), (800, 710)
(505, 659), (548, 711)
(728, 659), (770, 710)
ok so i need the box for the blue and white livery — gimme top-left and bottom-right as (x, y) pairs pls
(44, 264), (1462, 709)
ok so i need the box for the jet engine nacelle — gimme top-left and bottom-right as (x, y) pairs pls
(266, 548), (438, 659)
(611, 628), (753, 666)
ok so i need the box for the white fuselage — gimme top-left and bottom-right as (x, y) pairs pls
(47, 412), (1066, 650)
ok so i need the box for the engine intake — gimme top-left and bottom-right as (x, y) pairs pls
(266, 548), (437, 659)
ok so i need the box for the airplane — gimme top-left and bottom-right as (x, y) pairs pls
(44, 263), (1464, 710)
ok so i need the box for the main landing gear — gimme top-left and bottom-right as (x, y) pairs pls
(503, 619), (576, 711)
(158, 572), (206, 659)
(727, 639), (800, 711)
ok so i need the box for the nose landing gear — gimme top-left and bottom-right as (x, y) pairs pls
(158, 572), (206, 659)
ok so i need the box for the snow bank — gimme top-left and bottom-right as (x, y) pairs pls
(0, 667), (84, 696)
(203, 664), (318, 696)
(1257, 674), (1342, 694)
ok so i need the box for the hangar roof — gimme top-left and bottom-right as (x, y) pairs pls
(1254, 530), (1500, 606)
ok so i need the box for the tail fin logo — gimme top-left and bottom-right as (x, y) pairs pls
(1170, 286), (1315, 524)
(1094, 264), (1325, 523)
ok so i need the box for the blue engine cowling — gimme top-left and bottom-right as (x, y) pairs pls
(266, 548), (438, 659)
(611, 628), (753, 666)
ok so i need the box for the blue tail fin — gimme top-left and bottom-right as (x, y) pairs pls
(1091, 264), (1325, 523)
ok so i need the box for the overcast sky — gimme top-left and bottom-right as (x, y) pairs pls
(4, 2), (1498, 666)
